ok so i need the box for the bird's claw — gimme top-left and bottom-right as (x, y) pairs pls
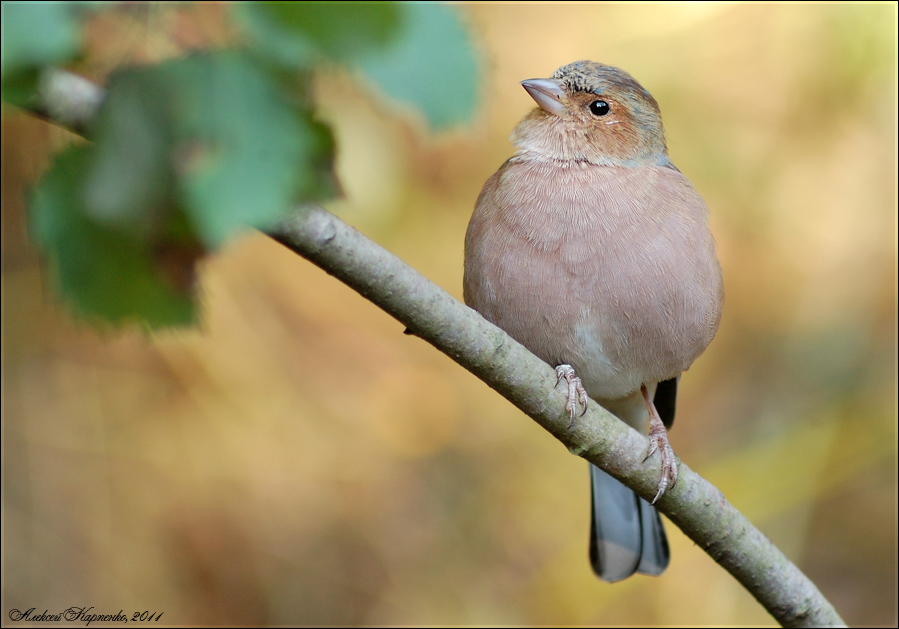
(555, 365), (588, 428)
(644, 426), (678, 504)
(641, 384), (678, 504)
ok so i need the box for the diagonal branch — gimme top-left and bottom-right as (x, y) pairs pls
(268, 207), (843, 629)
(15, 68), (845, 628)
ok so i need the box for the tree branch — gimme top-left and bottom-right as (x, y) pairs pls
(14, 68), (846, 628)
(268, 208), (843, 629)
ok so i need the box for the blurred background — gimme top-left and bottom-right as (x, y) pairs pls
(2, 3), (896, 625)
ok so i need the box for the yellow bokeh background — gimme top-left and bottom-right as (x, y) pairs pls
(2, 4), (896, 625)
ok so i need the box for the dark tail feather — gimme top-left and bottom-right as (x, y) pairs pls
(654, 376), (679, 429)
(589, 464), (669, 582)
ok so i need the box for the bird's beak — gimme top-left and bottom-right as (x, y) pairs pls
(521, 79), (567, 116)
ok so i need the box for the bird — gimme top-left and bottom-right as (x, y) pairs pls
(463, 61), (723, 582)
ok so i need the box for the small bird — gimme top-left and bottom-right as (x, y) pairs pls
(463, 61), (723, 582)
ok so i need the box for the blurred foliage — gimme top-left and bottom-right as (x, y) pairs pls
(0, 2), (84, 104)
(29, 146), (195, 326)
(2, 1), (478, 328)
(234, 2), (403, 65)
(358, 3), (480, 129)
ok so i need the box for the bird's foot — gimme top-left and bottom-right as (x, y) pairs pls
(555, 365), (588, 428)
(641, 384), (678, 504)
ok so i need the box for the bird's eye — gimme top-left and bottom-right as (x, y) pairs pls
(589, 100), (610, 116)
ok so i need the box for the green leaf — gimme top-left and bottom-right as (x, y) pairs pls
(0, 67), (41, 108)
(160, 53), (334, 247)
(231, 2), (479, 128)
(359, 3), (479, 129)
(83, 70), (173, 234)
(29, 52), (341, 328)
(86, 53), (336, 249)
(1, 2), (80, 85)
(233, 2), (402, 67)
(30, 147), (197, 328)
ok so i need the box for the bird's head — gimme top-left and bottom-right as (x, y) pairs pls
(512, 61), (669, 167)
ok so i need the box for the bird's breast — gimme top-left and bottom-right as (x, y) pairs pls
(463, 158), (723, 400)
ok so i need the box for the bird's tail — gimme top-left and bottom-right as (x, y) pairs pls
(589, 463), (669, 582)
